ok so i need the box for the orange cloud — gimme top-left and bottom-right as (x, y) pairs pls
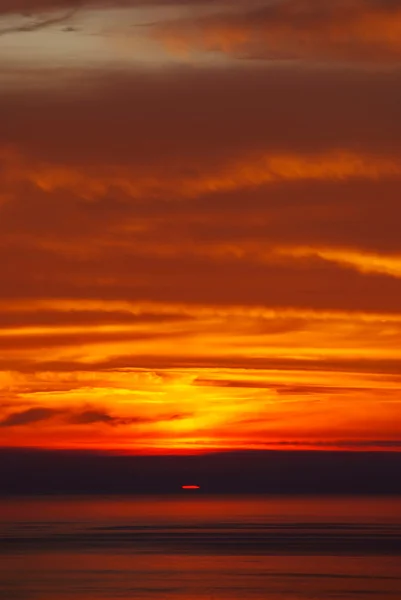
(0, 299), (400, 451)
(154, 0), (401, 63)
(275, 246), (401, 278)
(3, 146), (401, 202)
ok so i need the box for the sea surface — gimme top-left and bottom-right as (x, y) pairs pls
(0, 495), (400, 600)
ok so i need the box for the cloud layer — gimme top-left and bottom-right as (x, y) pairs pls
(0, 0), (400, 451)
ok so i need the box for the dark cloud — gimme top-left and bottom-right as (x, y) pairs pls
(0, 0), (215, 14)
(0, 407), (60, 427)
(194, 379), (374, 394)
(68, 409), (191, 426)
(270, 439), (401, 449)
(68, 409), (162, 426)
(0, 0), (81, 12)
(1, 67), (400, 164)
(274, 384), (368, 395)
(0, 405), (192, 428)
(195, 378), (274, 389)
(0, 328), (188, 351)
(1, 354), (400, 378)
(222, 438), (401, 449)
(0, 6), (79, 36)
(171, 179), (401, 254)
(3, 242), (401, 314)
(68, 409), (121, 425)
(0, 309), (193, 329)
(1, 447), (401, 495)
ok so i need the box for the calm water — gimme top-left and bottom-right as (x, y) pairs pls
(0, 496), (400, 599)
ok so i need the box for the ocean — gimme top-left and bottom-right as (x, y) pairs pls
(0, 495), (400, 599)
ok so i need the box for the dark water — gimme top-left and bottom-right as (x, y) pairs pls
(0, 496), (400, 599)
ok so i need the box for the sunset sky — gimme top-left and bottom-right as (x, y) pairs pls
(0, 0), (401, 452)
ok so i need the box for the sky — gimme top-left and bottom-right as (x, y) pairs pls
(0, 0), (400, 453)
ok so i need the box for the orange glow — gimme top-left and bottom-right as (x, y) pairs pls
(0, 0), (400, 455)
(0, 300), (400, 451)
(182, 485), (200, 490)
